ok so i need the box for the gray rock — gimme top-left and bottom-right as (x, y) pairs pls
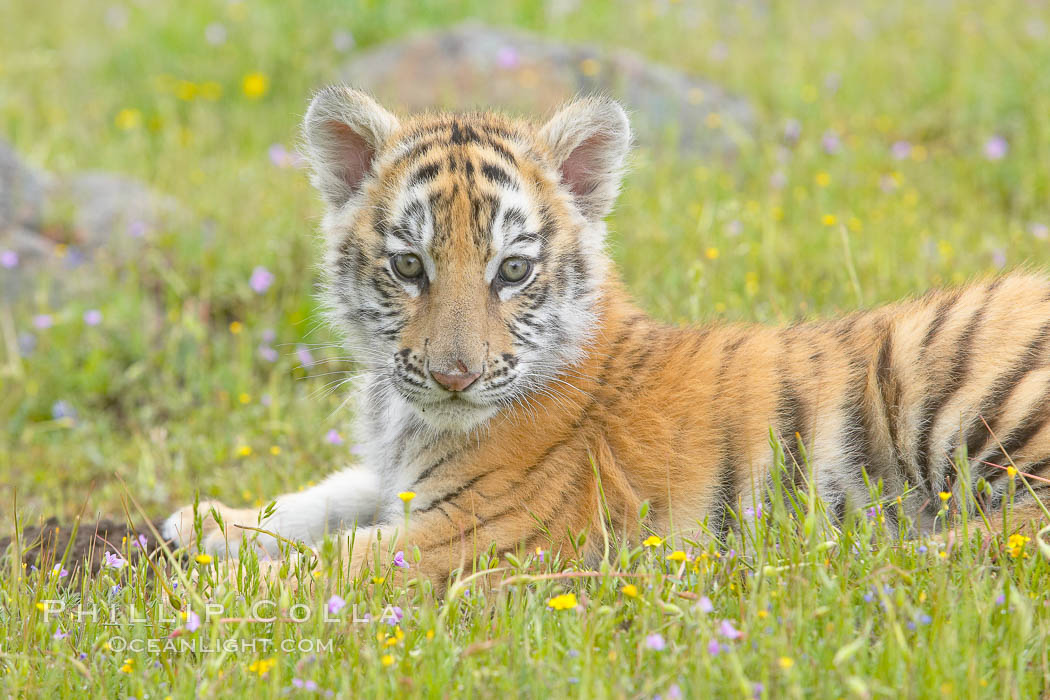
(0, 140), (46, 235)
(339, 22), (753, 156)
(0, 139), (178, 295)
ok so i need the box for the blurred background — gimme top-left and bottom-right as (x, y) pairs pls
(2, 0), (1048, 521)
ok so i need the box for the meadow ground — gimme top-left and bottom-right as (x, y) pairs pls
(2, 0), (1050, 697)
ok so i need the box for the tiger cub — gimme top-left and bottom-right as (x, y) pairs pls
(164, 87), (1050, 587)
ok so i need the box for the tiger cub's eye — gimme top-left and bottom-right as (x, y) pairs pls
(498, 257), (531, 284)
(392, 253), (424, 280)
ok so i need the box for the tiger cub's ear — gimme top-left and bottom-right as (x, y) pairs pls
(302, 85), (400, 209)
(539, 96), (631, 223)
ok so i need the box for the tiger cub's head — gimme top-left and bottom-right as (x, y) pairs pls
(302, 86), (630, 431)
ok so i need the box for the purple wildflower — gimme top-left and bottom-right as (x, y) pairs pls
(261, 394), (273, 407)
(103, 551), (127, 569)
(718, 619), (742, 640)
(296, 344), (315, 368)
(326, 595), (346, 615)
(53, 629), (68, 640)
(249, 266), (274, 294)
(185, 609), (201, 632)
(51, 401), (76, 421)
(127, 220), (149, 238)
(349, 443), (366, 456)
(382, 605), (404, 626)
(132, 534), (148, 549)
(496, 46), (519, 69)
(769, 170), (787, 190)
(917, 544), (928, 554)
(992, 248), (1007, 269)
(696, 596), (714, 614)
(83, 309), (102, 326)
(33, 314), (53, 330)
(258, 345), (278, 363)
(891, 141), (912, 160)
(984, 135), (1008, 160)
(1030, 223), (1049, 240)
(109, 584), (122, 597)
(52, 564), (68, 578)
(292, 679), (320, 691)
(996, 593), (1006, 606)
(645, 633), (666, 651)
(17, 332), (36, 356)
(262, 328), (277, 343)
(821, 130), (841, 154)
(743, 504), (763, 520)
(667, 684), (683, 700)
(863, 590), (874, 602)
(706, 638), (721, 655)
(0, 250), (18, 268)
(782, 119), (801, 145)
(325, 429), (343, 445)
(392, 551), (409, 569)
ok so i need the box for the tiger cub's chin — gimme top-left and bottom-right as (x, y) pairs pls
(412, 398), (501, 433)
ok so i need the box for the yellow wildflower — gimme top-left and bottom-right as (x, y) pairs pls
(547, 593), (578, 611)
(119, 658), (134, 673)
(815, 172), (831, 187)
(778, 656), (794, 669)
(621, 583), (639, 598)
(195, 554), (213, 565)
(247, 657), (276, 676)
(381, 654), (395, 667)
(1006, 466), (1018, 478)
(242, 72), (269, 99)
(270, 445), (281, 455)
(237, 445), (253, 457)
(822, 214), (837, 226)
(938, 491), (951, 503)
(229, 321), (243, 334)
(1007, 534), (1030, 559)
(705, 247), (720, 260)
(666, 550), (689, 563)
(238, 393), (251, 404)
(642, 535), (663, 548)
(114, 108), (142, 131)
(398, 491), (416, 503)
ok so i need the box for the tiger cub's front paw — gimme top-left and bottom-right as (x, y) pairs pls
(162, 501), (274, 559)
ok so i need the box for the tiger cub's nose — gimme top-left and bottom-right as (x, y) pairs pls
(430, 360), (481, 392)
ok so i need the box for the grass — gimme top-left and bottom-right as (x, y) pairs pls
(2, 0), (1050, 696)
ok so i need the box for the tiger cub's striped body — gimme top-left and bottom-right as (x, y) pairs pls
(163, 88), (1050, 588)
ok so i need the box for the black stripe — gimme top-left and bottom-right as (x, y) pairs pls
(875, 321), (902, 468)
(480, 163), (516, 189)
(408, 162), (440, 187)
(914, 281), (998, 491)
(484, 138), (517, 166)
(965, 320), (1050, 483)
(776, 380), (808, 479)
(450, 121), (480, 145)
(711, 335), (746, 542)
(412, 451), (461, 487)
(919, 290), (962, 356)
(840, 356), (879, 483)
